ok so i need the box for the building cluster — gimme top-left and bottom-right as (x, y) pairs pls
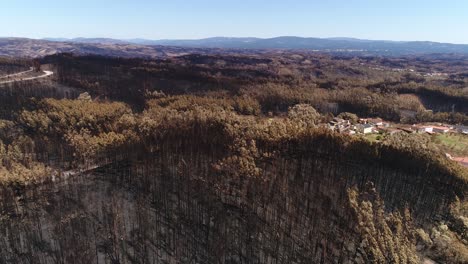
(327, 117), (467, 169)
(409, 124), (468, 135)
(328, 117), (468, 136)
(328, 117), (390, 135)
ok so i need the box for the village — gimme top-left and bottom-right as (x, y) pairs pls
(328, 116), (468, 136)
(326, 116), (468, 168)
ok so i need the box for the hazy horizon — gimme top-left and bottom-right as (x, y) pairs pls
(2, 35), (468, 46)
(1, 0), (468, 44)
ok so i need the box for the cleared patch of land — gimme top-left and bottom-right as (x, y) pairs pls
(432, 133), (468, 156)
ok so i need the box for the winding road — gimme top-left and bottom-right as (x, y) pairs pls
(0, 67), (34, 79)
(0, 68), (54, 85)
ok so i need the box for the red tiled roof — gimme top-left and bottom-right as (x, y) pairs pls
(453, 157), (468, 168)
(432, 126), (450, 130)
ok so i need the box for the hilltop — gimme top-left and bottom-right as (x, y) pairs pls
(0, 37), (218, 58)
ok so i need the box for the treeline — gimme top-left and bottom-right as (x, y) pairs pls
(3, 95), (466, 229)
(0, 119), (50, 183)
(43, 53), (468, 124)
(0, 95), (466, 262)
(0, 57), (31, 75)
(2, 95), (465, 186)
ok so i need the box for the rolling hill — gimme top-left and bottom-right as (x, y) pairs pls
(2, 36), (468, 58)
(50, 36), (468, 55)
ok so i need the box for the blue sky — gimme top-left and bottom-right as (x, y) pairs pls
(1, 0), (467, 43)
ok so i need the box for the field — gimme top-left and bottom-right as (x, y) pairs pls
(433, 133), (468, 156)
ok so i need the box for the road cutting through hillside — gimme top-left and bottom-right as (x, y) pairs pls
(0, 69), (54, 84)
(0, 67), (34, 79)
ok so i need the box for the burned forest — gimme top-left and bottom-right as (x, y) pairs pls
(0, 51), (467, 264)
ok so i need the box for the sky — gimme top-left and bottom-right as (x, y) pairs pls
(1, 0), (467, 43)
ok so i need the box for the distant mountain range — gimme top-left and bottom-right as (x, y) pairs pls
(42, 36), (468, 55)
(2, 36), (468, 58)
(0, 37), (209, 58)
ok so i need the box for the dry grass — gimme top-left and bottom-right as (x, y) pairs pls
(398, 94), (426, 111)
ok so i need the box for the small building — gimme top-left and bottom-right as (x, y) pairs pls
(359, 117), (390, 127)
(339, 127), (356, 135)
(432, 126), (450, 133)
(331, 117), (350, 126)
(367, 118), (384, 126)
(380, 122), (391, 128)
(395, 125), (416, 133)
(357, 124), (374, 134)
(329, 118), (351, 133)
(414, 125), (433, 133)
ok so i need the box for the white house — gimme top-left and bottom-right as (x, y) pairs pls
(415, 126), (433, 133)
(357, 124), (374, 134)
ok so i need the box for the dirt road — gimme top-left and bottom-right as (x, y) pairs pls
(0, 68), (54, 84)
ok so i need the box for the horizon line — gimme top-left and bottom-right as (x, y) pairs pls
(1, 35), (468, 45)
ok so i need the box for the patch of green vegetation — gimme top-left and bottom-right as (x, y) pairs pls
(432, 133), (468, 156)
